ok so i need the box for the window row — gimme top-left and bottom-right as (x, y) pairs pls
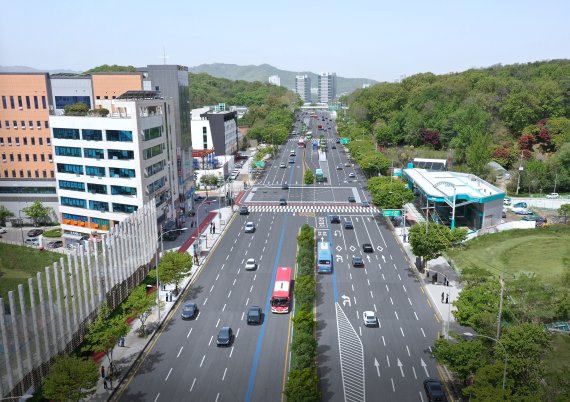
(55, 146), (134, 160)
(1, 169), (54, 178)
(56, 163), (136, 178)
(60, 196), (137, 213)
(53, 128), (133, 142)
(1, 95), (47, 110)
(58, 180), (137, 196)
(1, 153), (52, 163)
(0, 136), (51, 146)
(1, 120), (49, 130)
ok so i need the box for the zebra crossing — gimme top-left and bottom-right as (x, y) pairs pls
(287, 138), (337, 143)
(245, 205), (377, 214)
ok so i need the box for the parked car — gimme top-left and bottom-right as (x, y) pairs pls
(513, 202), (528, 208)
(239, 206), (249, 215)
(25, 238), (40, 246)
(47, 240), (63, 249)
(352, 256), (364, 267)
(362, 243), (374, 253)
(247, 306), (262, 325)
(503, 197), (512, 206)
(216, 326), (233, 346)
(423, 378), (447, 402)
(513, 208), (533, 215)
(27, 229), (43, 237)
(546, 193), (560, 199)
(522, 215), (547, 223)
(181, 302), (198, 320)
(245, 258), (258, 270)
(363, 311), (377, 326)
(0, 227), (7, 234)
(244, 222), (255, 233)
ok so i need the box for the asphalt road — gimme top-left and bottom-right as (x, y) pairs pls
(116, 110), (444, 402)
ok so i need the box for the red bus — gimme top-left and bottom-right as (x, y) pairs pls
(297, 138), (305, 148)
(270, 267), (292, 313)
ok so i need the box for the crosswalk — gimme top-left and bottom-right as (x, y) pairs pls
(287, 138), (337, 143)
(245, 205), (377, 214)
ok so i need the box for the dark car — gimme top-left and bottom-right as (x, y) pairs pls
(332, 145), (336, 149)
(344, 221), (354, 229)
(194, 194), (205, 202)
(362, 243), (373, 252)
(348, 196), (356, 203)
(352, 256), (364, 267)
(239, 206), (249, 215)
(423, 378), (447, 402)
(279, 198), (287, 206)
(247, 306), (262, 325)
(361, 201), (370, 207)
(27, 229), (43, 237)
(47, 240), (63, 249)
(288, 158), (295, 164)
(282, 183), (289, 190)
(336, 138), (341, 143)
(330, 215), (341, 224)
(217, 326), (233, 346)
(513, 202), (528, 209)
(181, 302), (198, 320)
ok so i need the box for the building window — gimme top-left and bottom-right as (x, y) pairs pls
(10, 96), (15, 109)
(11, 170), (15, 177)
(13, 120), (17, 129)
(34, 96), (38, 109)
(60, 180), (85, 192)
(40, 154), (45, 162)
(1, 96), (6, 109)
(36, 120), (41, 129)
(145, 160), (165, 177)
(53, 128), (80, 140)
(33, 154), (37, 162)
(31, 137), (36, 145)
(44, 121), (49, 129)
(143, 126), (161, 141)
(147, 177), (166, 194)
(83, 148), (104, 159)
(15, 138), (20, 146)
(3, 170), (7, 177)
(56, 163), (83, 175)
(41, 96), (46, 109)
(104, 96), (108, 100)
(111, 185), (137, 196)
(26, 96), (31, 109)
(17, 154), (22, 162)
(85, 166), (106, 177)
(9, 154), (14, 162)
(54, 96), (91, 110)
(50, 171), (54, 178)
(143, 144), (163, 160)
(46, 138), (51, 146)
(27, 170), (31, 178)
(19, 170), (24, 178)
(5, 121), (9, 128)
(0, 138), (3, 145)
(89, 200), (109, 212)
(35, 170), (39, 178)
(7, 137), (12, 145)
(55, 146), (82, 157)
(23, 138), (28, 145)
(28, 120), (33, 129)
(106, 130), (133, 142)
(109, 167), (135, 178)
(61, 197), (87, 209)
(1, 154), (5, 162)
(18, 96), (23, 109)
(21, 121), (25, 129)
(42, 170), (47, 178)
(108, 149), (134, 160)
(82, 129), (103, 141)
(25, 155), (29, 162)
(48, 154), (53, 162)
(112, 203), (138, 213)
(87, 183), (107, 195)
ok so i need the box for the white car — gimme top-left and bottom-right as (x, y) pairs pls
(245, 258), (258, 270)
(25, 238), (40, 246)
(546, 193), (559, 199)
(0, 227), (7, 234)
(244, 222), (255, 233)
(363, 311), (377, 327)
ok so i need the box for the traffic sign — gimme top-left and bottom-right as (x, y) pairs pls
(381, 209), (402, 217)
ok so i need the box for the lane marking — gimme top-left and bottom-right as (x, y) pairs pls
(177, 346), (183, 358)
(200, 354), (205, 367)
(203, 298), (208, 306)
(187, 328), (192, 338)
(190, 377), (196, 392)
(209, 335), (214, 345)
(222, 303), (226, 312)
(165, 368), (172, 381)
(222, 367), (228, 381)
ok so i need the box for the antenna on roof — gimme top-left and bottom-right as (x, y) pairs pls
(160, 46), (169, 65)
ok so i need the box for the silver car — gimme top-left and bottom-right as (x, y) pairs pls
(363, 311), (377, 326)
(245, 222), (255, 233)
(245, 258), (258, 270)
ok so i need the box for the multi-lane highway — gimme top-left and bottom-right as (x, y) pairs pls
(115, 110), (444, 402)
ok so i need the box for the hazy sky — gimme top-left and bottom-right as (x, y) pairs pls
(1, 0), (568, 82)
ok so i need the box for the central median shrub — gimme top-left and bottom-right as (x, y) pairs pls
(285, 224), (320, 401)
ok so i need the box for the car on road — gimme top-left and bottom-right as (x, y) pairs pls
(290, 150), (296, 156)
(216, 326), (233, 346)
(513, 202), (528, 208)
(330, 215), (341, 224)
(288, 158), (295, 164)
(348, 172), (356, 178)
(280, 163), (286, 168)
(362, 243), (373, 253)
(503, 197), (512, 206)
(363, 311), (377, 326)
(546, 193), (560, 199)
(244, 222), (255, 233)
(352, 256), (364, 267)
(348, 196), (356, 203)
(181, 302), (198, 320)
(245, 258), (258, 270)
(0, 227), (7, 234)
(25, 238), (40, 246)
(336, 165), (342, 170)
(361, 201), (369, 207)
(522, 215), (547, 223)
(239, 206), (249, 215)
(247, 306), (262, 325)
(47, 240), (63, 249)
(331, 145), (336, 149)
(344, 220), (354, 229)
(194, 194), (205, 202)
(345, 162), (351, 167)
(279, 198), (287, 206)
(423, 378), (447, 402)
(282, 183), (289, 190)
(27, 229), (43, 237)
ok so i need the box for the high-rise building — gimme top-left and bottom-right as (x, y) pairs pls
(318, 72), (337, 104)
(190, 107), (239, 156)
(295, 75), (311, 103)
(50, 91), (177, 245)
(268, 75), (281, 86)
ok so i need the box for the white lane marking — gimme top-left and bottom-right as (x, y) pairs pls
(374, 303), (377, 312)
(406, 345), (411, 357)
(200, 354), (205, 367)
(228, 290), (232, 298)
(382, 273), (385, 281)
(226, 255), (229, 261)
(395, 311), (399, 320)
(370, 290), (374, 298)
(400, 327), (405, 337)
(398, 273), (402, 280)
(386, 355), (391, 367)
(210, 284), (214, 293)
(385, 284), (390, 292)
(253, 274), (257, 281)
(354, 297), (357, 306)
(382, 335), (386, 346)
(419, 391), (424, 402)
(413, 366), (417, 380)
(349, 272), (352, 280)
(165, 368), (172, 381)
(250, 285), (253, 293)
(154, 394), (160, 402)
(394, 264), (397, 270)
(237, 268), (240, 275)
(414, 312), (419, 320)
(390, 297), (393, 305)
(359, 326), (362, 337)
(209, 335), (214, 346)
(391, 378), (395, 392)
(222, 264), (225, 269)
(408, 297), (412, 306)
(367, 279), (371, 286)
(390, 254), (393, 260)
(177, 346), (184, 358)
(248, 242), (252, 248)
(262, 246), (266, 253)
(233, 278), (237, 286)
(236, 328), (240, 338)
(189, 377), (197, 392)
(351, 284), (354, 292)
(402, 285), (407, 293)
(215, 273), (220, 281)
(187, 328), (193, 338)
(421, 328), (426, 337)
(364, 268), (368, 275)
(231, 246), (234, 252)
(241, 311), (245, 321)
(215, 393), (220, 402)
(230, 346), (234, 358)
(222, 367), (228, 381)
(203, 298), (208, 306)
(234, 239), (238, 244)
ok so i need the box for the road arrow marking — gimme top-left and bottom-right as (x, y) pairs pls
(374, 358), (381, 377)
(336, 245), (343, 251)
(397, 358), (404, 377)
(341, 294), (351, 307)
(421, 358), (429, 377)
(336, 255), (343, 262)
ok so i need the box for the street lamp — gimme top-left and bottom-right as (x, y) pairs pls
(463, 332), (508, 392)
(156, 226), (188, 323)
(17, 209), (26, 244)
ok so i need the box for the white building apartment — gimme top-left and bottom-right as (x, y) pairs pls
(190, 107), (239, 156)
(318, 72), (337, 104)
(295, 75), (311, 103)
(49, 91), (177, 244)
(268, 75), (281, 86)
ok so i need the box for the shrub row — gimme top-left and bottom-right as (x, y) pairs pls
(285, 224), (320, 401)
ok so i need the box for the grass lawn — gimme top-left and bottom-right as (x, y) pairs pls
(446, 224), (570, 286)
(0, 243), (66, 302)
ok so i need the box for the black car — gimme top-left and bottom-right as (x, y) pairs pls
(181, 302), (198, 320)
(352, 256), (364, 267)
(348, 196), (356, 203)
(362, 243), (374, 252)
(217, 326), (233, 346)
(282, 183), (289, 190)
(423, 379), (447, 401)
(239, 206), (249, 215)
(336, 138), (341, 143)
(330, 215), (341, 224)
(27, 229), (43, 237)
(344, 221), (354, 229)
(47, 240), (63, 249)
(247, 306), (262, 325)
(279, 198), (287, 206)
(332, 145), (336, 149)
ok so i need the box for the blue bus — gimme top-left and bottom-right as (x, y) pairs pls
(317, 241), (333, 273)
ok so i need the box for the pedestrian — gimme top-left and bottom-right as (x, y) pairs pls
(120, 336), (125, 347)
(212, 224), (215, 234)
(103, 377), (108, 390)
(169, 291), (172, 302)
(433, 273), (438, 284)
(445, 294), (449, 304)
(441, 292), (444, 303)
(100, 365), (105, 378)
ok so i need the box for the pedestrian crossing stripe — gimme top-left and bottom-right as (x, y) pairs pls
(287, 138), (337, 143)
(245, 205), (378, 214)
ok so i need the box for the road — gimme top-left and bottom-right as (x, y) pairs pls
(115, 110), (443, 401)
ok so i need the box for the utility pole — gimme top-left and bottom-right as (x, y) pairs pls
(553, 171), (558, 193)
(497, 274), (505, 339)
(515, 151), (524, 195)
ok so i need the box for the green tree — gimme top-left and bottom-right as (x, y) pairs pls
(304, 170), (314, 185)
(466, 133), (492, 177)
(453, 280), (501, 332)
(408, 222), (467, 269)
(42, 355), (99, 402)
(367, 177), (414, 209)
(21, 200), (54, 226)
(284, 368), (320, 402)
(123, 285), (157, 335)
(84, 64), (137, 73)
(158, 251), (193, 291)
(292, 309), (316, 335)
(558, 204), (570, 224)
(358, 153), (391, 177)
(200, 174), (220, 197)
(0, 205), (14, 225)
(433, 337), (488, 384)
(64, 102), (89, 116)
(463, 361), (514, 401)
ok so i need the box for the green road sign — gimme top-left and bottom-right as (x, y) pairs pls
(340, 138), (350, 145)
(381, 209), (402, 217)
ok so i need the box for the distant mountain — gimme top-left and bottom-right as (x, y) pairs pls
(188, 63), (377, 96)
(0, 65), (79, 74)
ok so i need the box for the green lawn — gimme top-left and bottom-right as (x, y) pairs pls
(446, 225), (570, 286)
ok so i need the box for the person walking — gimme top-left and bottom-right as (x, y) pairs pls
(100, 365), (105, 378)
(441, 292), (444, 303)
(103, 376), (108, 390)
(445, 294), (449, 304)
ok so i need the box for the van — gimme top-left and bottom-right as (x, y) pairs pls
(162, 221), (179, 241)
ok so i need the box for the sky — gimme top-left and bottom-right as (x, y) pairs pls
(1, 0), (569, 82)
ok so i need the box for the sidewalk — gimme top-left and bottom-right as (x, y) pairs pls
(90, 203), (236, 402)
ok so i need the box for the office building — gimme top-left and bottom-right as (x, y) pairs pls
(268, 75), (281, 86)
(50, 91), (176, 244)
(190, 107), (239, 156)
(318, 72), (336, 104)
(295, 75), (311, 103)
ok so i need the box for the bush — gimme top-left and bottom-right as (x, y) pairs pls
(304, 170), (315, 184)
(43, 228), (62, 238)
(91, 108), (109, 117)
(292, 309), (316, 335)
(285, 368), (320, 402)
(295, 276), (316, 308)
(291, 331), (317, 360)
(291, 352), (316, 371)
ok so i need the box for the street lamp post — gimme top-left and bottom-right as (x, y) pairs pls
(18, 210), (25, 244)
(463, 332), (508, 392)
(156, 226), (187, 323)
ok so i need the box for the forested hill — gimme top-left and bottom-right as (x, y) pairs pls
(346, 59), (570, 193)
